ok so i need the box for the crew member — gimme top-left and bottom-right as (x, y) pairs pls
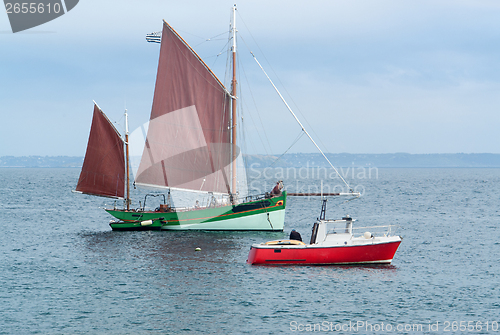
(289, 229), (302, 241)
(271, 180), (283, 196)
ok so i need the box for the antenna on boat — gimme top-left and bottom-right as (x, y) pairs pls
(319, 198), (327, 221)
(319, 180), (327, 220)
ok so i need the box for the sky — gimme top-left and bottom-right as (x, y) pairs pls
(1, 0), (500, 156)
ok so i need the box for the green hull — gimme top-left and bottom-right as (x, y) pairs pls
(107, 192), (287, 231)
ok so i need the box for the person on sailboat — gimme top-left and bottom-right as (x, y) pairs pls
(271, 180), (283, 196)
(289, 229), (302, 241)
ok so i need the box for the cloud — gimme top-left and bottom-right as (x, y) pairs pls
(1, 0), (500, 155)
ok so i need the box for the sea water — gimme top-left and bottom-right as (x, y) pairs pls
(0, 168), (499, 334)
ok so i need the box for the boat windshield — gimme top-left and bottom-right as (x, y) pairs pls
(325, 221), (352, 235)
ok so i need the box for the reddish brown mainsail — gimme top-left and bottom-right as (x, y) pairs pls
(135, 20), (234, 194)
(77, 7), (288, 231)
(76, 104), (125, 198)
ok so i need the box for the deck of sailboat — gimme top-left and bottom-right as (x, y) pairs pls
(106, 192), (287, 231)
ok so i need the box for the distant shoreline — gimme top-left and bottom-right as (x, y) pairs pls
(246, 153), (500, 168)
(2, 153), (500, 168)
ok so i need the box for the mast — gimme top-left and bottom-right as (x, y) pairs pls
(125, 109), (130, 210)
(231, 4), (237, 200)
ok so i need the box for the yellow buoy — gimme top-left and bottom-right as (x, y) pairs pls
(195, 247), (201, 251)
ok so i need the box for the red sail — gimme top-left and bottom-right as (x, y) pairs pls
(135, 21), (233, 194)
(76, 104), (125, 198)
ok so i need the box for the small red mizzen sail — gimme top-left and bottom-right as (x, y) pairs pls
(76, 104), (125, 198)
(135, 20), (233, 194)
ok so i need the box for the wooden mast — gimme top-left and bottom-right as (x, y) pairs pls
(231, 4), (237, 201)
(125, 109), (130, 210)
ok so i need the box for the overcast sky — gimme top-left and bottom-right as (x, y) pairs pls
(1, 0), (499, 156)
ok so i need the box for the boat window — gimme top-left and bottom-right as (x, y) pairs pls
(326, 223), (338, 234)
(325, 222), (351, 235)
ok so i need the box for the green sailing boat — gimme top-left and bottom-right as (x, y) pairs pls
(75, 7), (286, 231)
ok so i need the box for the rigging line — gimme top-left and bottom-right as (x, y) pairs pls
(235, 49), (254, 191)
(239, 98), (250, 165)
(236, 12), (331, 155)
(260, 68), (327, 155)
(335, 194), (361, 206)
(176, 29), (227, 43)
(236, 56), (248, 160)
(237, 45), (272, 155)
(267, 131), (304, 168)
(232, 28), (272, 155)
(209, 39), (231, 68)
(164, 22), (230, 94)
(240, 94), (269, 156)
(274, 84), (330, 157)
(223, 28), (232, 97)
(212, 34), (231, 194)
(211, 30), (230, 39)
(236, 74), (268, 157)
(197, 32), (231, 69)
(169, 38), (227, 94)
(251, 53), (353, 192)
(198, 30), (231, 45)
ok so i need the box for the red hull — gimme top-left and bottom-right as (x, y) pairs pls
(247, 241), (402, 265)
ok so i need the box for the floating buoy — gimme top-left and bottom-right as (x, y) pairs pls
(195, 247), (201, 251)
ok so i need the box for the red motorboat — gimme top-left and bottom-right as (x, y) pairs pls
(247, 199), (402, 265)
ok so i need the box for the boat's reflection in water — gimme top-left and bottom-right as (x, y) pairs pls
(79, 229), (400, 333)
(82, 230), (399, 271)
(80, 230), (284, 269)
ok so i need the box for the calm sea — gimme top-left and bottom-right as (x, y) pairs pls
(0, 168), (499, 334)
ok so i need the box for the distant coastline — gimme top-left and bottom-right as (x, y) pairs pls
(2, 153), (500, 168)
(246, 153), (500, 168)
(0, 156), (83, 168)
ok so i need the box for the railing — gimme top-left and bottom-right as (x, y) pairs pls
(323, 220), (399, 237)
(130, 190), (283, 212)
(142, 193), (166, 210)
(351, 224), (399, 237)
(179, 192), (277, 212)
(239, 191), (275, 203)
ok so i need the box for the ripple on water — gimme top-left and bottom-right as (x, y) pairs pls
(0, 168), (499, 333)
